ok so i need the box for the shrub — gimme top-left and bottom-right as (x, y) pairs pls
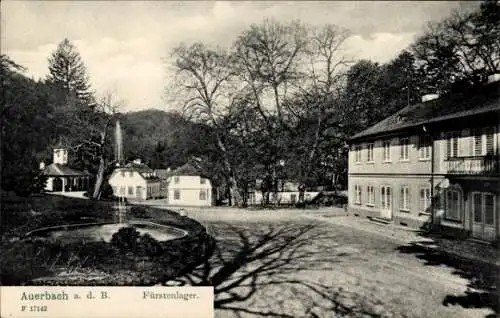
(137, 233), (163, 257)
(130, 206), (149, 219)
(111, 227), (141, 251)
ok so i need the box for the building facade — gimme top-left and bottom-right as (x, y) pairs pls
(108, 160), (162, 200)
(163, 163), (214, 207)
(348, 76), (500, 242)
(41, 148), (91, 192)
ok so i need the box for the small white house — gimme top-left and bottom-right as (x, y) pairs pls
(108, 160), (161, 200)
(41, 148), (91, 192)
(164, 163), (214, 207)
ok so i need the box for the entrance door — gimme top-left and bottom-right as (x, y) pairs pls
(136, 186), (143, 200)
(472, 192), (496, 241)
(380, 186), (392, 219)
(53, 178), (63, 191)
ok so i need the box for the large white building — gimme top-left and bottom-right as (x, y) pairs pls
(108, 160), (162, 200)
(347, 75), (500, 242)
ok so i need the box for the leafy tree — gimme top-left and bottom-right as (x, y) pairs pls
(340, 60), (384, 136)
(411, 0), (500, 93)
(1, 56), (54, 195)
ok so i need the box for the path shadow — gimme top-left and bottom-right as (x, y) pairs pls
(170, 221), (381, 317)
(397, 241), (499, 316)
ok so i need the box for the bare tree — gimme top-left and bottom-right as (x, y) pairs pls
(301, 24), (351, 162)
(284, 24), (351, 195)
(233, 18), (309, 124)
(168, 42), (242, 205)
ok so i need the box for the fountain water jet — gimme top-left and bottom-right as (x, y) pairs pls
(114, 120), (127, 224)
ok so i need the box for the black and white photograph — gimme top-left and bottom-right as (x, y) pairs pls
(1, 1), (499, 317)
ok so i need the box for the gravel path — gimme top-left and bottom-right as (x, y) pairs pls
(161, 207), (497, 318)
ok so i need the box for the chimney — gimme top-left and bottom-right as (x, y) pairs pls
(167, 167), (171, 172)
(487, 73), (500, 84)
(53, 148), (68, 165)
(421, 94), (439, 102)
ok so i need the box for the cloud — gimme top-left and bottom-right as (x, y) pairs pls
(1, 1), (476, 112)
(345, 32), (416, 63)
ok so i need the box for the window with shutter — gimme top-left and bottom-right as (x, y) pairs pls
(383, 141), (391, 161)
(367, 143), (374, 162)
(474, 128), (483, 156)
(453, 135), (458, 157)
(354, 185), (362, 205)
(366, 186), (375, 206)
(419, 187), (431, 214)
(418, 135), (431, 159)
(355, 145), (362, 163)
(446, 136), (452, 158)
(485, 127), (495, 155)
(400, 186), (410, 211)
(446, 132), (460, 158)
(400, 138), (409, 160)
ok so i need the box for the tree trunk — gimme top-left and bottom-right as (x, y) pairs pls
(92, 132), (108, 200)
(216, 135), (240, 207)
(228, 175), (240, 207)
(298, 183), (306, 204)
(92, 154), (105, 200)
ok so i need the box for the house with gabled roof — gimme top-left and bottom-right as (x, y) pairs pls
(41, 148), (91, 192)
(347, 74), (500, 242)
(157, 161), (215, 207)
(108, 159), (162, 200)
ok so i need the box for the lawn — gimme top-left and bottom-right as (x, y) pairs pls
(0, 193), (211, 286)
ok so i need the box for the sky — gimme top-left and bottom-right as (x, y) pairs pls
(1, 1), (479, 112)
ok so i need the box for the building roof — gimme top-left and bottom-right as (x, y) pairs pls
(42, 164), (91, 177)
(171, 162), (207, 177)
(154, 169), (171, 180)
(122, 162), (154, 173)
(350, 81), (500, 142)
(114, 162), (161, 182)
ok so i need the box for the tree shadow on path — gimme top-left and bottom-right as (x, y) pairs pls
(397, 241), (499, 317)
(172, 221), (381, 317)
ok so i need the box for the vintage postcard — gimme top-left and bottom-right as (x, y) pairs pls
(1, 1), (498, 317)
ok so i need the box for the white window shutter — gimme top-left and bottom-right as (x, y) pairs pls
(458, 130), (466, 157)
(446, 136), (451, 158)
(485, 127), (494, 155)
